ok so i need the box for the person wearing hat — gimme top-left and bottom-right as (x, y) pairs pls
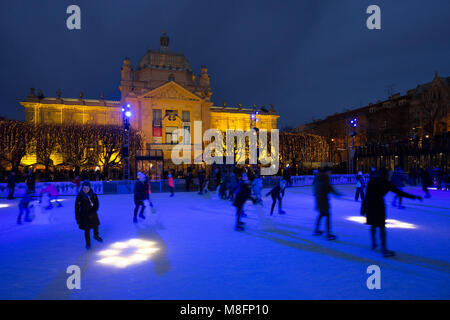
(233, 173), (256, 231)
(75, 180), (102, 249)
(134, 172), (150, 222)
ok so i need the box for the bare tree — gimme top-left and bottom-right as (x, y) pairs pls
(35, 123), (59, 175)
(420, 88), (448, 136)
(0, 120), (34, 172)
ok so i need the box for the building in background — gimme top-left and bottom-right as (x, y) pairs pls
(296, 73), (449, 173)
(19, 32), (279, 177)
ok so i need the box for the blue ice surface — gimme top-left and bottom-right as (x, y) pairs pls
(0, 185), (449, 299)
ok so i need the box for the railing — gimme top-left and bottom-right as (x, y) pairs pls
(0, 174), (368, 197)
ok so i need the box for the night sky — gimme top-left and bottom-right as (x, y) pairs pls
(0, 0), (449, 127)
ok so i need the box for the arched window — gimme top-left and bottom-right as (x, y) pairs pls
(168, 74), (175, 81)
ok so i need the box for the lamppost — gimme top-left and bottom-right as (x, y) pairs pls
(250, 106), (260, 171)
(348, 118), (358, 174)
(121, 103), (132, 181)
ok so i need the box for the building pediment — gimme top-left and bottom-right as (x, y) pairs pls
(138, 81), (203, 102)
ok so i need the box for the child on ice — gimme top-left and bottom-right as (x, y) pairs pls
(40, 183), (62, 209)
(17, 190), (34, 224)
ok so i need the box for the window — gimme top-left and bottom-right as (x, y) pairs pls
(182, 111), (190, 122)
(165, 126), (178, 144)
(153, 109), (162, 127)
(183, 125), (191, 144)
(153, 109), (162, 121)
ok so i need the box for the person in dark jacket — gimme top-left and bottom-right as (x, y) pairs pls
(233, 173), (256, 231)
(391, 166), (406, 208)
(7, 171), (16, 200)
(419, 167), (431, 198)
(133, 172), (150, 223)
(313, 167), (341, 240)
(25, 169), (36, 195)
(75, 180), (102, 249)
(266, 181), (286, 215)
(361, 168), (421, 257)
(185, 169), (193, 191)
(17, 190), (34, 224)
(355, 171), (365, 201)
(197, 169), (205, 195)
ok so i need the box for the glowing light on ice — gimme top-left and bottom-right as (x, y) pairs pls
(346, 216), (417, 229)
(97, 238), (159, 268)
(0, 204), (11, 209)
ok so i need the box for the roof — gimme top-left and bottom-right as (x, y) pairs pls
(137, 49), (193, 72)
(22, 96), (121, 108)
(210, 105), (277, 116)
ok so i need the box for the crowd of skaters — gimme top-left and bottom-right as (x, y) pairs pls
(3, 164), (446, 256)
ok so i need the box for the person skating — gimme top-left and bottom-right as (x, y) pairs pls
(185, 169), (193, 191)
(197, 169), (205, 195)
(355, 171), (366, 201)
(280, 177), (287, 198)
(313, 167), (340, 240)
(233, 173), (256, 231)
(75, 181), (102, 249)
(40, 183), (62, 209)
(265, 181), (286, 215)
(25, 169), (36, 195)
(361, 168), (421, 257)
(252, 173), (263, 204)
(17, 189), (33, 224)
(168, 173), (175, 197)
(7, 171), (16, 200)
(419, 167), (431, 198)
(391, 166), (406, 208)
(133, 172), (149, 222)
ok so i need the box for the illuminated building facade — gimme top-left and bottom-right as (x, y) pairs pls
(20, 32), (279, 175)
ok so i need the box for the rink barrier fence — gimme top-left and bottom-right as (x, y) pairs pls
(0, 174), (369, 197)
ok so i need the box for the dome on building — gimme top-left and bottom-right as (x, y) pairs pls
(137, 31), (193, 72)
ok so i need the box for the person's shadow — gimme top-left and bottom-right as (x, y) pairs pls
(135, 221), (171, 276)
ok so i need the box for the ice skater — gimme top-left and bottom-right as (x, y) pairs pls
(391, 166), (406, 208)
(252, 173), (263, 204)
(75, 181), (103, 249)
(197, 169), (205, 195)
(280, 177), (287, 198)
(361, 168), (422, 257)
(17, 189), (34, 224)
(7, 171), (16, 200)
(134, 172), (150, 222)
(233, 173), (256, 231)
(265, 180), (286, 215)
(168, 173), (175, 197)
(313, 167), (340, 240)
(355, 171), (365, 201)
(419, 167), (431, 198)
(40, 183), (62, 209)
(25, 169), (36, 195)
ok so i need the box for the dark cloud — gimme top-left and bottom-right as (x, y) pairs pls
(0, 0), (449, 127)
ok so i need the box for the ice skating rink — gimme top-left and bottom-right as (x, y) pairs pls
(0, 185), (449, 300)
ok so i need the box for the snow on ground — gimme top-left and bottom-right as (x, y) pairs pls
(0, 185), (449, 300)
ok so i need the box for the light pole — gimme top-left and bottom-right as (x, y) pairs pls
(348, 118), (358, 174)
(122, 103), (132, 181)
(250, 106), (260, 171)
